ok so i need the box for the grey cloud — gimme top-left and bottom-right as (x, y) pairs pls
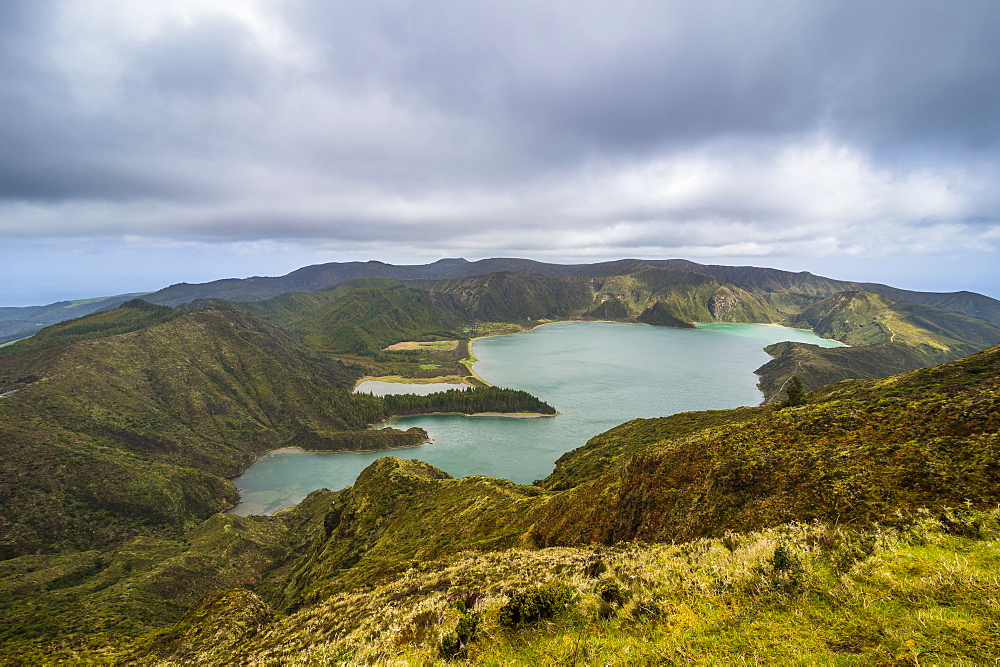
(124, 17), (272, 100)
(1, 0), (999, 269)
(281, 1), (1000, 159)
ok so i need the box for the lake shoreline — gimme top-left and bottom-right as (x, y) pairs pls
(231, 321), (841, 516)
(357, 319), (845, 394)
(231, 408), (556, 494)
(470, 318), (845, 359)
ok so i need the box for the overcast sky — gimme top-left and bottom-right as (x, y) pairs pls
(3, 0), (1000, 305)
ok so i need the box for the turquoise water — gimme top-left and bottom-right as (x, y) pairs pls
(229, 322), (840, 515)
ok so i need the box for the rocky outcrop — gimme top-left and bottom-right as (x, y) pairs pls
(708, 286), (740, 318)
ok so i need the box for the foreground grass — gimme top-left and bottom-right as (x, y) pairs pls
(415, 512), (1000, 664)
(121, 507), (1000, 664)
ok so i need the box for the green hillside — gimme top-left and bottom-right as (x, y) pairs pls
(3, 261), (1000, 661)
(0, 344), (997, 662)
(0, 293), (152, 344)
(111, 257), (1000, 326)
(790, 290), (1000, 350)
(8, 259), (999, 402)
(755, 290), (1000, 401)
(0, 305), (552, 559)
(241, 268), (782, 357)
(241, 279), (471, 355)
(14, 267), (995, 423)
(0, 299), (180, 356)
(231, 269), (1000, 401)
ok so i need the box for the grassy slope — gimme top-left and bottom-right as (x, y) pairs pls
(0, 293), (152, 344)
(756, 290), (1000, 401)
(147, 511), (1000, 665)
(242, 279), (472, 355)
(0, 305), (373, 557)
(2, 269), (999, 660)
(2, 344), (997, 662)
(531, 344), (1000, 545)
(790, 290), (1000, 350)
(0, 304), (556, 560)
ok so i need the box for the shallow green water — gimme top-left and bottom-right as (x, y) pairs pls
(230, 322), (840, 515)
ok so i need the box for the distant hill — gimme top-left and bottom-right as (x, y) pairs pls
(646, 259), (1000, 323)
(9, 258), (996, 402)
(230, 268), (1000, 397)
(751, 289), (1000, 400)
(141, 261), (426, 306)
(235, 269), (785, 356)
(0, 292), (150, 344)
(7, 258), (999, 354)
(0, 299), (180, 357)
(85, 257), (999, 326)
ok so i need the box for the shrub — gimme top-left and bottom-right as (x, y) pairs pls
(439, 603), (479, 661)
(498, 581), (574, 628)
(782, 375), (806, 407)
(597, 579), (626, 605)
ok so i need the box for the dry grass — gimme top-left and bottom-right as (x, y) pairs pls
(132, 507), (1000, 664)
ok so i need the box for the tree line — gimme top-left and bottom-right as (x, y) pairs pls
(373, 387), (556, 416)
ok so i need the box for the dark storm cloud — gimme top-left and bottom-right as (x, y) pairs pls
(280, 1), (1000, 160)
(0, 0), (998, 274)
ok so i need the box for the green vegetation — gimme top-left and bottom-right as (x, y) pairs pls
(0, 341), (997, 661)
(240, 280), (469, 356)
(380, 387), (555, 416)
(756, 290), (1000, 400)
(439, 602), (480, 660)
(2, 259), (1000, 661)
(0, 299), (180, 356)
(498, 580), (574, 628)
(0, 305), (552, 559)
(292, 427), (428, 451)
(229, 268), (1000, 396)
(782, 375), (805, 406)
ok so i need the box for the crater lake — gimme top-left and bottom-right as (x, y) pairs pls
(230, 322), (841, 515)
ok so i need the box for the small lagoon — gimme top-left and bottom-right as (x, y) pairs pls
(354, 380), (469, 396)
(230, 322), (841, 515)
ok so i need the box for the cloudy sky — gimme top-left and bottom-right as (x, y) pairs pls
(3, 0), (1000, 305)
